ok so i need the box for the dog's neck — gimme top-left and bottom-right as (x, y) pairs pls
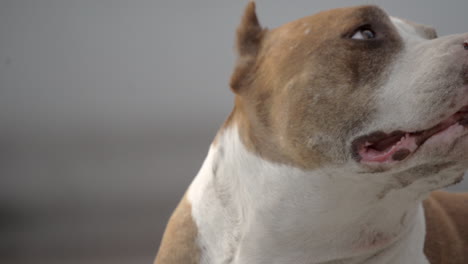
(188, 125), (430, 264)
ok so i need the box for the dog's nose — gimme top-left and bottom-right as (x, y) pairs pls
(464, 40), (468, 50)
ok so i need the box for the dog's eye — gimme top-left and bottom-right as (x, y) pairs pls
(351, 27), (376, 40)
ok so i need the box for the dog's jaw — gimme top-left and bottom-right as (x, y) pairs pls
(188, 125), (430, 264)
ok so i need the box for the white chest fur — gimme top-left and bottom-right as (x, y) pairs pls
(188, 126), (429, 264)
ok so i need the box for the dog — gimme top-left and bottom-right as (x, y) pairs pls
(155, 2), (468, 264)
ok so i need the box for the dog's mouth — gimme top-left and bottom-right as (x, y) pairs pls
(352, 105), (468, 164)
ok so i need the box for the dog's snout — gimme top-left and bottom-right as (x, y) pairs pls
(464, 40), (468, 50)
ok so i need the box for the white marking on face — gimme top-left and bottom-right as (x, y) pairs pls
(391, 18), (428, 40)
(366, 18), (468, 136)
(351, 17), (468, 186)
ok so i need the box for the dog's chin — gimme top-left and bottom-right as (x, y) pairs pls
(350, 105), (468, 170)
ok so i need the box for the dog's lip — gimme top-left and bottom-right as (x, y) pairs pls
(351, 105), (468, 164)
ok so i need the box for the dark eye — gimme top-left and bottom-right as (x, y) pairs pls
(351, 27), (376, 40)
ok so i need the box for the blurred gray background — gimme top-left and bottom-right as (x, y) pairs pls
(1, 0), (467, 263)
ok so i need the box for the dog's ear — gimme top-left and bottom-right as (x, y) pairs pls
(230, 1), (266, 93)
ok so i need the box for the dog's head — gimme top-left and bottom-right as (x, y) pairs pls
(227, 3), (468, 189)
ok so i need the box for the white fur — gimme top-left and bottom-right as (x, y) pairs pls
(188, 125), (429, 264)
(372, 18), (468, 134)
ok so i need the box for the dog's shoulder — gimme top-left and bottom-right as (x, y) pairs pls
(423, 190), (468, 264)
(154, 194), (200, 264)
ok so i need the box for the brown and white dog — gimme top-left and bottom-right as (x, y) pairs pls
(155, 3), (468, 264)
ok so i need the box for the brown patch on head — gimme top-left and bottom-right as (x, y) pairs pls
(224, 5), (404, 169)
(154, 194), (200, 264)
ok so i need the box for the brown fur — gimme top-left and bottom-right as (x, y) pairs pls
(423, 191), (468, 264)
(226, 5), (403, 169)
(154, 194), (200, 264)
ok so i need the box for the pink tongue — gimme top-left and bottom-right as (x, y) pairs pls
(359, 134), (418, 163)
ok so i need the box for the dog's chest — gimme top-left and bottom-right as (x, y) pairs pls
(187, 128), (430, 264)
